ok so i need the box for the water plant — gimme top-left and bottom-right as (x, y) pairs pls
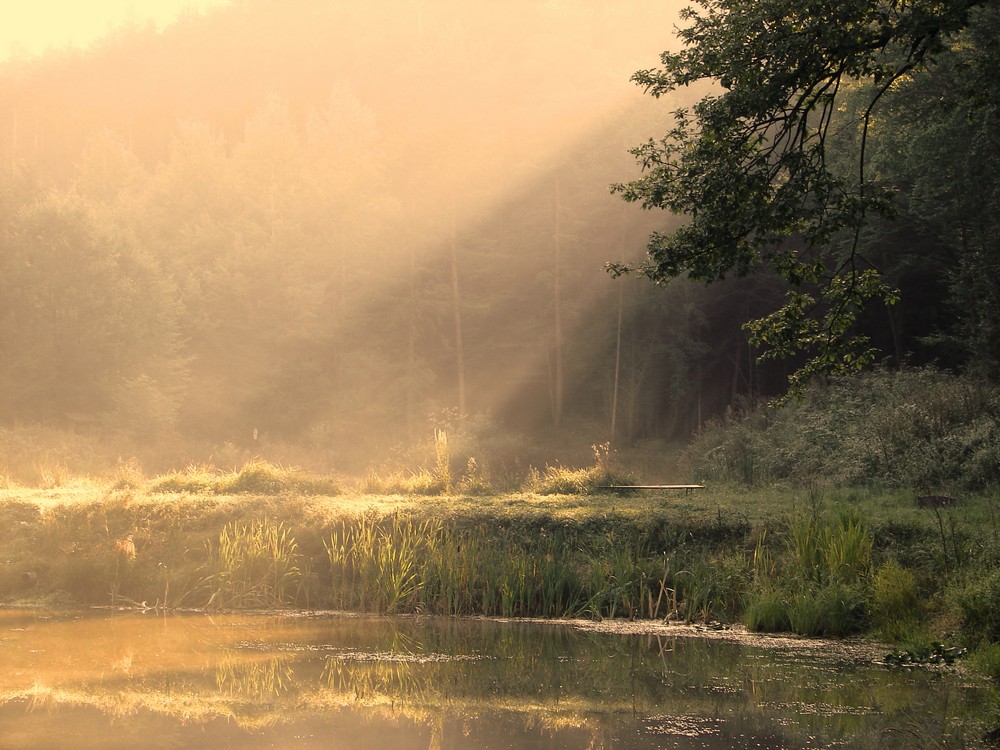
(746, 511), (872, 635)
(744, 585), (791, 632)
(326, 514), (446, 613)
(210, 519), (302, 608)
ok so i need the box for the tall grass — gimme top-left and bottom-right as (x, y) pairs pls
(746, 513), (872, 636)
(326, 514), (445, 613)
(321, 516), (747, 622)
(210, 519), (302, 608)
(149, 459), (341, 496)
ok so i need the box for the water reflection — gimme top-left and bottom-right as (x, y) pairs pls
(0, 609), (991, 749)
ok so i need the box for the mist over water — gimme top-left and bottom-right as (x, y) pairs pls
(0, 610), (988, 749)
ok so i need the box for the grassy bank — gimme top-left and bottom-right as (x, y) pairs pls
(2, 466), (999, 675)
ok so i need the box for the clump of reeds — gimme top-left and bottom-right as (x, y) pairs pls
(33, 461), (66, 489)
(320, 515), (737, 621)
(109, 457), (145, 490)
(455, 457), (494, 495)
(434, 429), (451, 494)
(210, 518), (301, 608)
(745, 512), (873, 636)
(326, 514), (446, 613)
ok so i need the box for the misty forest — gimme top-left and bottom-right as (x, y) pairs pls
(5, 2), (1000, 745)
(0, 0), (998, 489)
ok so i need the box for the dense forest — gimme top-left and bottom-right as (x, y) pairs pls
(0, 0), (997, 476)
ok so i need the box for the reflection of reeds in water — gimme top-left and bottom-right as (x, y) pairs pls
(322, 657), (436, 705)
(0, 616), (980, 749)
(216, 652), (294, 702)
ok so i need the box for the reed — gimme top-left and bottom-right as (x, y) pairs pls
(745, 511), (873, 635)
(434, 429), (451, 494)
(359, 468), (447, 495)
(825, 514), (872, 584)
(211, 519), (302, 608)
(744, 585), (791, 632)
(790, 514), (827, 583)
(786, 583), (862, 637)
(324, 517), (683, 620)
(325, 514), (446, 613)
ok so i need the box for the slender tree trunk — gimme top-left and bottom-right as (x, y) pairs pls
(611, 202), (626, 443)
(611, 280), (624, 442)
(450, 214), (467, 418)
(880, 253), (903, 364)
(552, 177), (564, 428)
(407, 242), (417, 440)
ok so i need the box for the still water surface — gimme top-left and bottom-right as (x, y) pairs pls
(0, 609), (990, 749)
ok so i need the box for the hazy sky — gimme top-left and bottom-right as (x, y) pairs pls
(0, 0), (230, 60)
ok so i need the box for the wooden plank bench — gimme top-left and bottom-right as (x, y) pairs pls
(596, 484), (705, 494)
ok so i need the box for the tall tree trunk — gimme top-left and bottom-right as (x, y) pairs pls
(551, 177), (564, 428)
(407, 241), (418, 440)
(450, 214), (467, 419)
(611, 202), (626, 443)
(611, 280), (624, 442)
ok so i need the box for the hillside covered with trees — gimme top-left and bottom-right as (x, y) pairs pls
(0, 0), (997, 481)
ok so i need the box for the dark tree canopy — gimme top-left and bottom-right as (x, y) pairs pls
(614, 0), (996, 391)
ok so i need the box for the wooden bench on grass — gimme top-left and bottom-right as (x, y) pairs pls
(597, 484), (705, 495)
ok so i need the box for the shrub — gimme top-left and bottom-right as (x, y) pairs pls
(686, 368), (1000, 489)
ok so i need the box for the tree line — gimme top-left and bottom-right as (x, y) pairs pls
(0, 0), (996, 472)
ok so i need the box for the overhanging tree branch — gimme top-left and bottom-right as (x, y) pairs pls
(612, 0), (989, 393)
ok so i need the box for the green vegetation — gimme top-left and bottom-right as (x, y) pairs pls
(0, 469), (995, 661)
(688, 368), (1000, 490)
(3, 366), (999, 692)
(744, 513), (871, 637)
(616, 0), (1000, 392)
(148, 459), (342, 496)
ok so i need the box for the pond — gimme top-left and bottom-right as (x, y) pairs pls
(0, 609), (992, 749)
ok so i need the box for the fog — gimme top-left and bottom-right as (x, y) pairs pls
(0, 0), (774, 478)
